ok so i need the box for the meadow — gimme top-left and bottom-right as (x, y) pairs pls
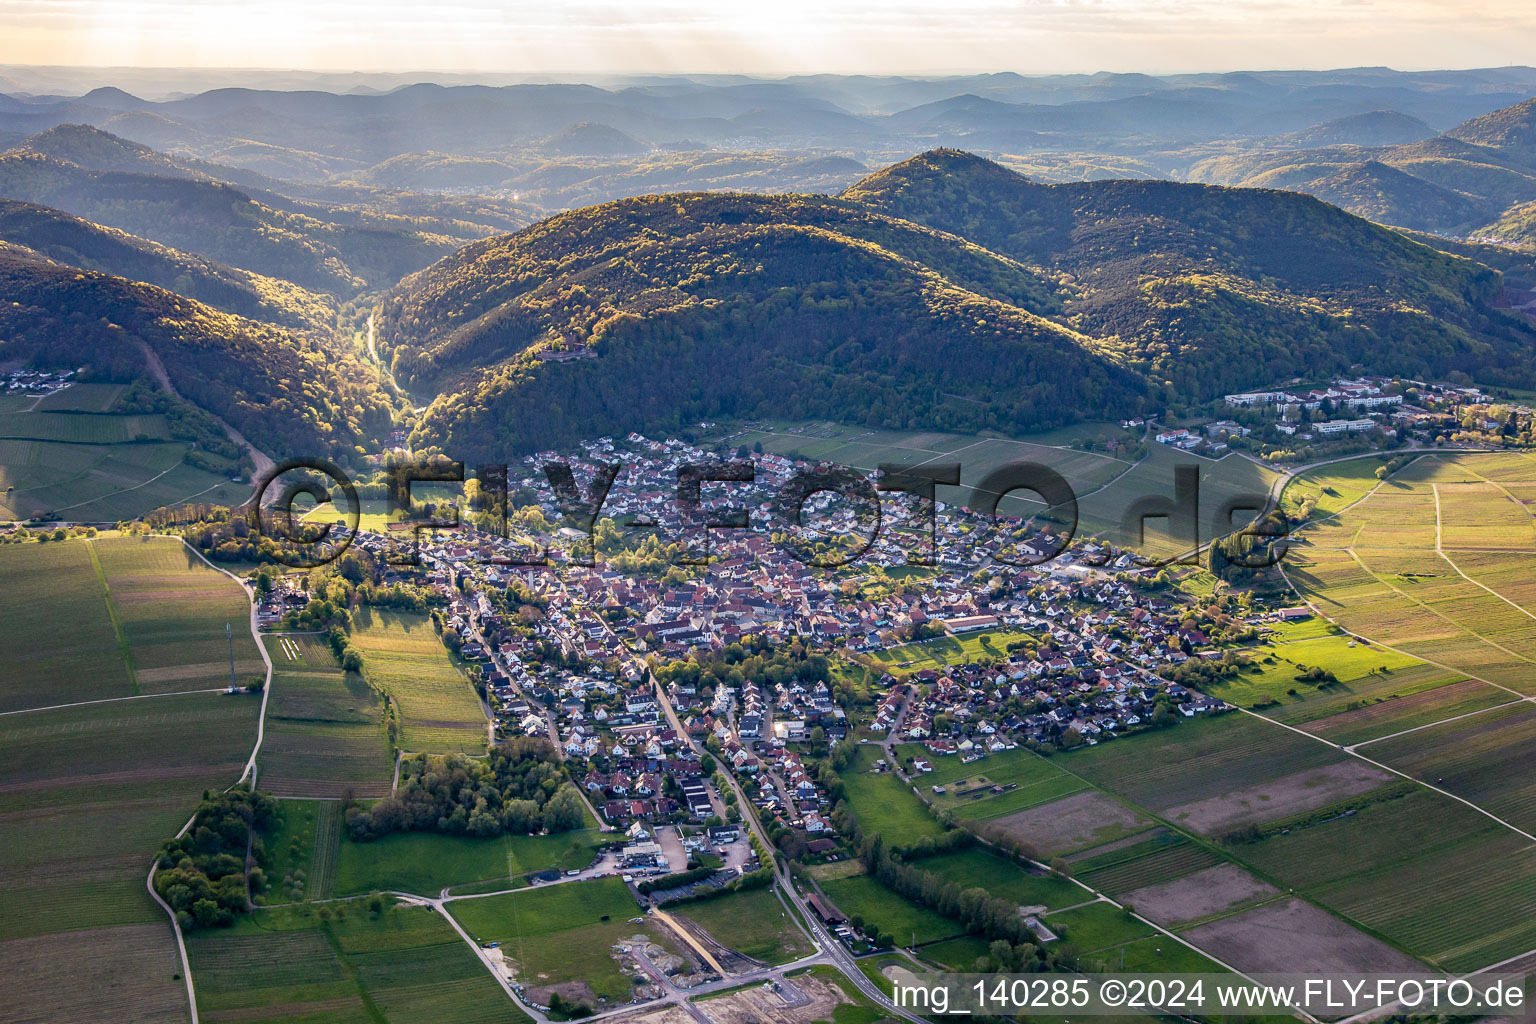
(868, 628), (1036, 673)
(673, 885), (814, 964)
(91, 535), (266, 692)
(903, 745), (1090, 820)
(186, 899), (526, 1024)
(836, 745), (949, 843)
(259, 632), (394, 799)
(913, 845), (1085, 909)
(0, 540), (133, 711)
(350, 608), (488, 753)
(448, 876), (663, 1006)
(1206, 632), (1453, 722)
(1041, 900), (1154, 955)
(818, 874), (962, 946)
(332, 828), (607, 896)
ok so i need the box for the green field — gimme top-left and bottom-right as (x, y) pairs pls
(914, 846), (1085, 909)
(186, 899), (527, 1024)
(902, 745), (1090, 820)
(448, 876), (664, 1006)
(1041, 900), (1155, 955)
(673, 885), (814, 964)
(1206, 632), (1450, 721)
(332, 829), (606, 896)
(0, 540), (134, 711)
(837, 745), (949, 843)
(868, 628), (1036, 672)
(91, 535), (266, 693)
(350, 609), (487, 753)
(260, 632), (394, 799)
(1281, 456), (1401, 519)
(818, 874), (961, 946)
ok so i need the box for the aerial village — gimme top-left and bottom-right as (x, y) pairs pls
(246, 428), (1304, 906)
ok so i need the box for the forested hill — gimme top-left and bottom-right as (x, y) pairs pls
(0, 249), (394, 456)
(0, 126), (500, 294)
(0, 198), (337, 332)
(379, 150), (1536, 457)
(843, 150), (1536, 398)
(379, 190), (1146, 459)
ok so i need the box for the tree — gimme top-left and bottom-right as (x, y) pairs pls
(544, 784), (586, 832)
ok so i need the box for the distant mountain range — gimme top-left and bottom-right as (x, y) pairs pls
(0, 83), (1533, 464)
(2, 68), (1536, 212)
(1189, 98), (1536, 239)
(379, 150), (1536, 456)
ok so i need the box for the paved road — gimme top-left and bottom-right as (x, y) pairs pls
(649, 681), (930, 1024)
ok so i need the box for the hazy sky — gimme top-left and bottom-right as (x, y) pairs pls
(1, 0), (1533, 74)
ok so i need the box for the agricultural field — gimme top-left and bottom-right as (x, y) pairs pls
(1284, 452), (1536, 695)
(1073, 443), (1280, 559)
(0, 692), (260, 939)
(185, 899), (526, 1024)
(1118, 863), (1278, 927)
(730, 420), (1135, 521)
(836, 745), (949, 843)
(672, 885), (814, 965)
(332, 828), (607, 896)
(1302, 677), (1518, 746)
(0, 540), (133, 711)
(448, 876), (671, 1007)
(1235, 788), (1536, 970)
(1182, 897), (1424, 975)
(0, 396), (248, 521)
(1364, 702), (1536, 833)
(913, 845), (1085, 910)
(989, 790), (1155, 857)
(258, 632), (393, 799)
(1280, 455), (1399, 519)
(1060, 713), (1349, 815)
(1072, 832), (1224, 896)
(817, 874), (962, 946)
(90, 535), (266, 692)
(0, 690), (258, 1023)
(1207, 632), (1450, 721)
(0, 923), (191, 1024)
(349, 608), (488, 753)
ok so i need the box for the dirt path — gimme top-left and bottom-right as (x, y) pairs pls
(650, 909), (729, 976)
(136, 340), (277, 483)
